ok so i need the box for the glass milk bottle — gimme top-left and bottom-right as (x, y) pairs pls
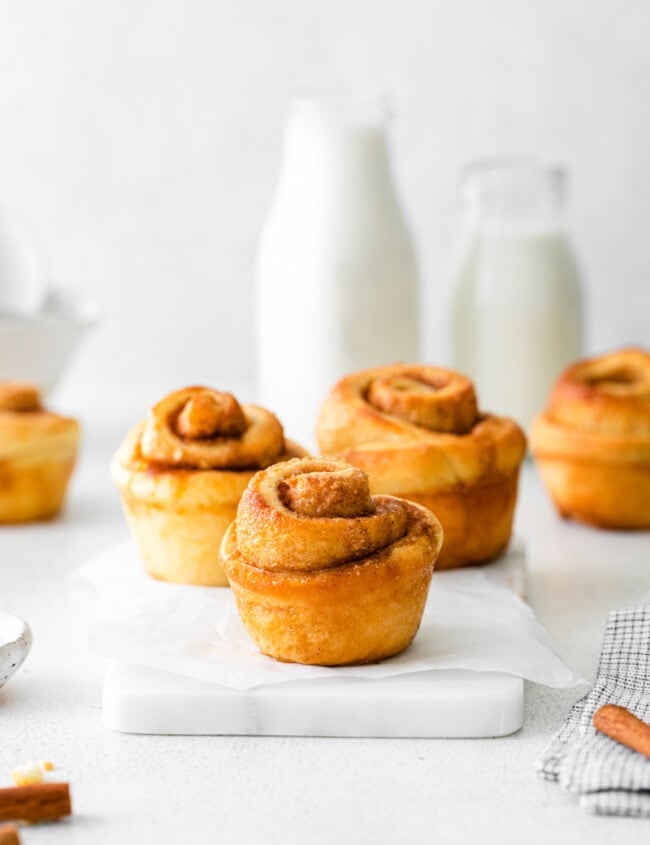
(255, 93), (419, 446)
(449, 160), (583, 432)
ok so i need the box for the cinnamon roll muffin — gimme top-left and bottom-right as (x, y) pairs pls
(531, 347), (650, 528)
(0, 382), (79, 523)
(221, 458), (443, 665)
(112, 386), (307, 586)
(316, 365), (526, 570)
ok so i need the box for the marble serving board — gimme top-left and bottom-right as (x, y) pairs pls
(104, 663), (524, 738)
(102, 546), (527, 738)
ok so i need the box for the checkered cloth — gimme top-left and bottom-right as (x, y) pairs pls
(535, 606), (650, 817)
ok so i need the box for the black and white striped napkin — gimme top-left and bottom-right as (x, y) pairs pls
(535, 606), (650, 816)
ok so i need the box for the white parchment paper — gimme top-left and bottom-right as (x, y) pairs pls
(69, 541), (584, 690)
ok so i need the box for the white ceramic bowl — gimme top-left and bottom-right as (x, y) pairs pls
(0, 288), (96, 394)
(0, 613), (32, 689)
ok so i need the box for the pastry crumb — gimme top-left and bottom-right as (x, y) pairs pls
(10, 760), (55, 786)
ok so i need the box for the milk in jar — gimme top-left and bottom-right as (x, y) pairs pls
(449, 161), (583, 432)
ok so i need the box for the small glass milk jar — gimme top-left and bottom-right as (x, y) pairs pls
(448, 159), (583, 432)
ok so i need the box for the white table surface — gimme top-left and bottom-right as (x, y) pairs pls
(2, 392), (650, 844)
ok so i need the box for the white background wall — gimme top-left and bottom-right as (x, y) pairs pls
(0, 1), (648, 400)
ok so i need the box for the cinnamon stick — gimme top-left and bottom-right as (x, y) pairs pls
(0, 782), (71, 823)
(0, 826), (20, 845)
(593, 704), (650, 758)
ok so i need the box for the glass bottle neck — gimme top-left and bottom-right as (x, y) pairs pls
(279, 93), (393, 189)
(461, 160), (566, 230)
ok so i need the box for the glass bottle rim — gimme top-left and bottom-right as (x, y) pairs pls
(460, 158), (568, 220)
(461, 157), (564, 180)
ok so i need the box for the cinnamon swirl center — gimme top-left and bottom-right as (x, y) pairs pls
(236, 458), (410, 571)
(0, 383), (42, 413)
(140, 386), (286, 470)
(278, 465), (375, 518)
(175, 392), (247, 439)
(576, 359), (650, 398)
(367, 368), (478, 433)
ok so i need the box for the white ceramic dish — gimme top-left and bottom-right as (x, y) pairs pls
(0, 288), (96, 393)
(0, 613), (32, 689)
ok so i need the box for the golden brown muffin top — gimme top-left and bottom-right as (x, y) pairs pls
(134, 386), (289, 471)
(0, 381), (79, 459)
(316, 364), (526, 484)
(545, 347), (650, 437)
(0, 382), (43, 413)
(232, 457), (443, 573)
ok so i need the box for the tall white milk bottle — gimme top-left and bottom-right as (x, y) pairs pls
(449, 161), (583, 433)
(255, 93), (419, 447)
